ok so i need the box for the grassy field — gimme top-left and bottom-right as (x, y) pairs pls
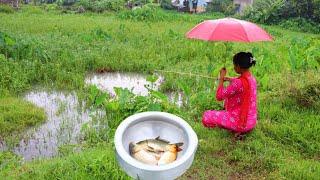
(0, 5), (320, 179)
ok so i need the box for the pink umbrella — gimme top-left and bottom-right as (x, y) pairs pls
(186, 18), (273, 42)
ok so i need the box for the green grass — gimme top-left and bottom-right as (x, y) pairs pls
(0, 5), (319, 179)
(0, 144), (130, 179)
(0, 97), (46, 137)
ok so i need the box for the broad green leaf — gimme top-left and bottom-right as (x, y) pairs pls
(95, 93), (108, 106)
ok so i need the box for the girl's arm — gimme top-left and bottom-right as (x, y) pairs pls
(216, 78), (243, 101)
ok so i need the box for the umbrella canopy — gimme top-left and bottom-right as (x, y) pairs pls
(186, 18), (273, 42)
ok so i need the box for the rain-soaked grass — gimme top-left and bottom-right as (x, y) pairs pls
(0, 5), (320, 179)
(0, 97), (46, 137)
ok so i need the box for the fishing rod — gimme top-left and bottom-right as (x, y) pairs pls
(154, 69), (221, 80)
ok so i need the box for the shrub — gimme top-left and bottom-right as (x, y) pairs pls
(278, 18), (320, 34)
(57, 0), (78, 6)
(242, 0), (286, 24)
(160, 0), (174, 10)
(118, 4), (165, 21)
(206, 0), (233, 14)
(242, 0), (320, 33)
(77, 0), (125, 12)
(118, 4), (188, 22)
(0, 4), (15, 14)
(43, 3), (60, 11)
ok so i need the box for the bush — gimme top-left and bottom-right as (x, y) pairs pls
(43, 3), (60, 11)
(206, 0), (233, 14)
(118, 4), (189, 22)
(118, 4), (166, 21)
(242, 0), (320, 33)
(0, 4), (15, 14)
(278, 18), (320, 34)
(57, 0), (78, 6)
(160, 0), (174, 10)
(242, 0), (286, 24)
(77, 0), (125, 12)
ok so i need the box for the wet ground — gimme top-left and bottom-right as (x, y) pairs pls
(0, 90), (103, 160)
(0, 72), (183, 160)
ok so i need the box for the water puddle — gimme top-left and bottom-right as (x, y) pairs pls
(85, 72), (183, 105)
(167, 91), (184, 107)
(85, 72), (164, 96)
(0, 90), (103, 161)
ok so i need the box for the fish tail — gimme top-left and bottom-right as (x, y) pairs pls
(173, 143), (183, 152)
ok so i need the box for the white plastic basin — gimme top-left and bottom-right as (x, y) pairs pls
(114, 112), (198, 180)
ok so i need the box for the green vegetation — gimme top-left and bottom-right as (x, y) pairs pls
(76, 0), (126, 12)
(0, 97), (46, 137)
(0, 145), (130, 179)
(160, 0), (174, 10)
(204, 0), (320, 34)
(242, 0), (320, 33)
(0, 4), (15, 14)
(0, 5), (320, 179)
(244, 0), (320, 23)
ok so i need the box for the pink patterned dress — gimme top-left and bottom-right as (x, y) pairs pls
(202, 74), (257, 133)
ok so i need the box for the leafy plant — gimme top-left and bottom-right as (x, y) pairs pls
(82, 86), (180, 144)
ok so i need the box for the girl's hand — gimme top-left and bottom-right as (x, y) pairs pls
(223, 77), (232, 81)
(219, 67), (227, 79)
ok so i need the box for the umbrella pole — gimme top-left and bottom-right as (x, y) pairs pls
(223, 42), (233, 67)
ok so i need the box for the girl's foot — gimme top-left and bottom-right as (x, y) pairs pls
(233, 132), (245, 141)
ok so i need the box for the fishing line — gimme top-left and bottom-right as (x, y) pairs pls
(154, 69), (219, 80)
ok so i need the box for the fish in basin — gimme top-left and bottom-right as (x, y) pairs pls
(129, 136), (183, 166)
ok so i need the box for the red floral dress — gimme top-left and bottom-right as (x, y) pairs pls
(202, 73), (257, 133)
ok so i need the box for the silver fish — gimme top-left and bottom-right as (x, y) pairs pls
(129, 136), (183, 165)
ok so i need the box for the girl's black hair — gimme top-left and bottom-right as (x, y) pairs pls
(233, 52), (256, 69)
